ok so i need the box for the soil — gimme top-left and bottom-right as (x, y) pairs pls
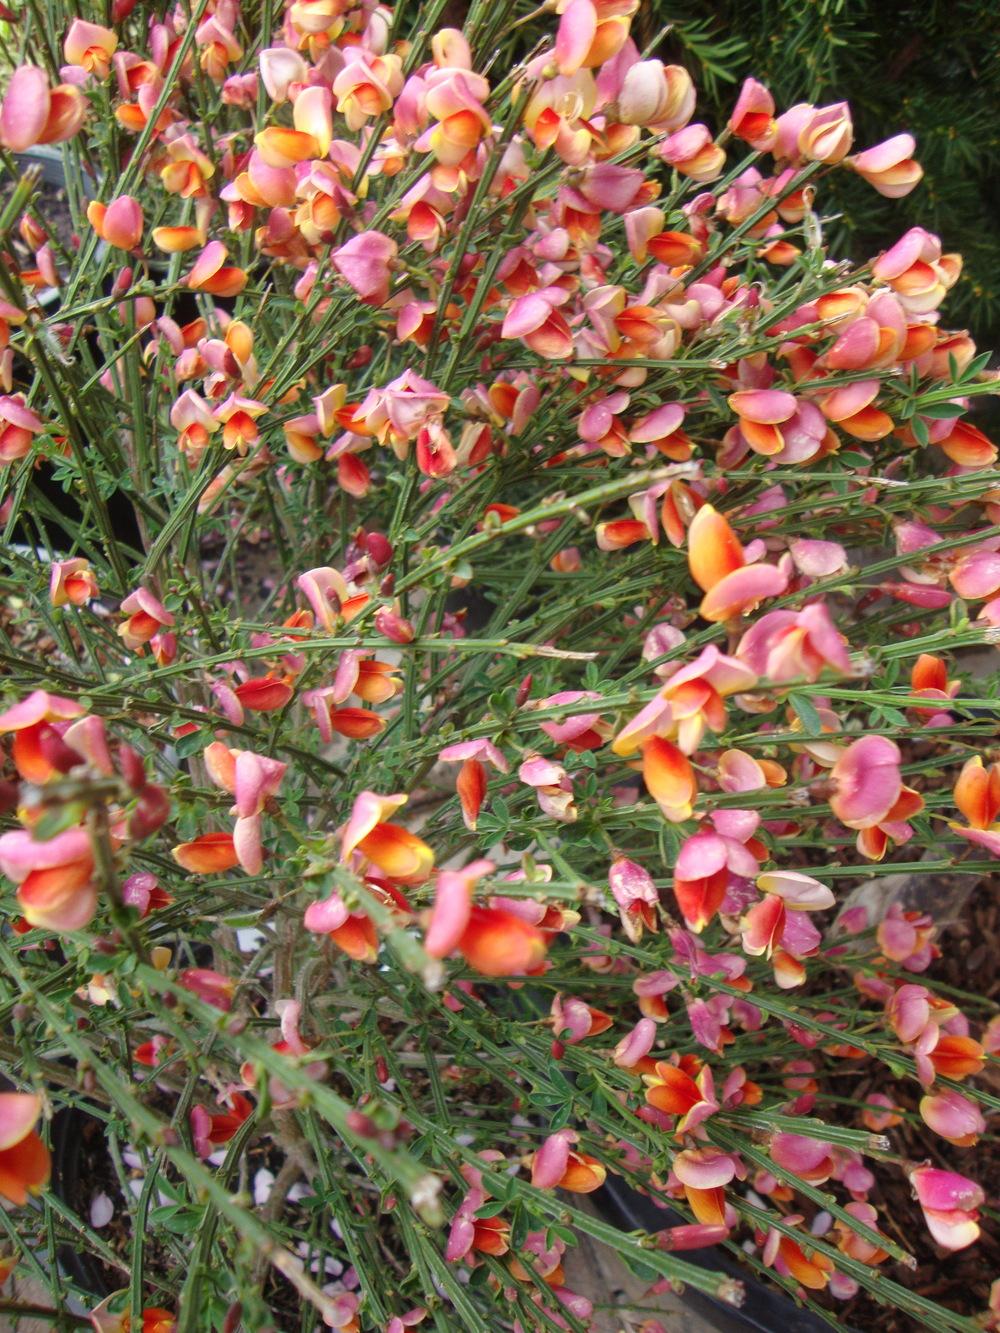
(818, 879), (1000, 1332)
(55, 1107), (379, 1327)
(2, 167), (79, 272)
(57, 1107), (178, 1301)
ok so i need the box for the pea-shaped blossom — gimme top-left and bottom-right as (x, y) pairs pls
(829, 736), (902, 829)
(909, 1166), (984, 1251)
(0, 1093), (50, 1205)
(687, 505), (788, 623)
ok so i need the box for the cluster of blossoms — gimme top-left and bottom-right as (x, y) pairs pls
(0, 0), (997, 1329)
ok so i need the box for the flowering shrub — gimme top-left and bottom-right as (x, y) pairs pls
(0, 1), (997, 1330)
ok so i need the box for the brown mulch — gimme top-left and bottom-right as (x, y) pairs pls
(820, 879), (1000, 1331)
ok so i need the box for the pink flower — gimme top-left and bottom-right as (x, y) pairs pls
(49, 559), (98, 608)
(886, 983), (931, 1043)
(0, 395), (45, 463)
(608, 856), (659, 942)
(919, 1090), (986, 1147)
(770, 1132), (834, 1183)
(799, 102), (853, 163)
(358, 370), (448, 444)
(530, 1129), (575, 1188)
(613, 644), (757, 757)
(848, 134), (923, 198)
(501, 287), (574, 360)
(672, 1145), (736, 1188)
(728, 78), (776, 150)
(949, 549), (1000, 601)
(659, 124), (725, 182)
(829, 736), (902, 829)
(617, 60), (694, 130)
(258, 47), (306, 102)
(332, 231), (397, 305)
(87, 195), (143, 249)
(117, 587), (175, 652)
(909, 1166), (984, 1251)
(672, 813), (762, 934)
(737, 604), (850, 682)
(0, 66), (86, 151)
(297, 566), (349, 631)
(0, 826), (96, 931)
(554, 0), (597, 77)
(613, 1016), (657, 1068)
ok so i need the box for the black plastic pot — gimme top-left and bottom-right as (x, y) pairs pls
(5, 148), (145, 555)
(12, 145), (98, 200)
(51, 1104), (117, 1296)
(594, 1174), (854, 1333)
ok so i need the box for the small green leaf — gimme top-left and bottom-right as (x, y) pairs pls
(32, 804), (87, 842)
(474, 1199), (509, 1219)
(917, 402), (964, 420)
(175, 730), (208, 758)
(789, 693), (822, 734)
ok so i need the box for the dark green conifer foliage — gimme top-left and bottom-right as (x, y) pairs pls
(645, 1), (1000, 346)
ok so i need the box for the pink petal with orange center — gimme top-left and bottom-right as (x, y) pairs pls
(825, 317), (880, 370)
(0, 66), (50, 151)
(699, 563), (788, 622)
(950, 550), (1000, 600)
(642, 736), (696, 819)
(631, 402), (685, 443)
(555, 0), (597, 76)
(872, 227), (938, 282)
(728, 388), (797, 424)
(687, 504), (744, 592)
(910, 1166), (984, 1213)
(770, 1131), (833, 1181)
(531, 1130), (574, 1188)
(303, 890), (350, 934)
(0, 689), (82, 732)
(919, 1090), (985, 1145)
(673, 1148), (735, 1189)
(425, 859), (492, 958)
(852, 133), (916, 173)
(0, 1094), (41, 1152)
(830, 735), (902, 828)
(820, 378), (880, 422)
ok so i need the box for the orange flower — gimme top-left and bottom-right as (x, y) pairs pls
(171, 832), (240, 873)
(0, 1094), (50, 1206)
(469, 1215), (510, 1256)
(187, 242), (247, 298)
(687, 503), (788, 622)
(341, 791), (434, 884)
(773, 1234), (834, 1289)
(641, 736), (696, 821)
(0, 689), (85, 783)
(642, 1060), (718, 1133)
(233, 676), (294, 712)
(458, 906), (547, 976)
(954, 756), (1000, 830)
(929, 1034), (985, 1081)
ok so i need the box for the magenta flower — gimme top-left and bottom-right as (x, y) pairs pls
(909, 1166), (984, 1251)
